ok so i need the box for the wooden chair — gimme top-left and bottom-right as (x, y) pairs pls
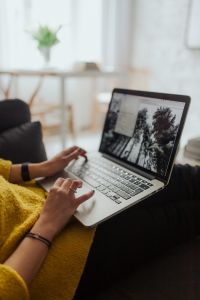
(0, 73), (75, 139)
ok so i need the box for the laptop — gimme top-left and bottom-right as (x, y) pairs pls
(40, 88), (190, 227)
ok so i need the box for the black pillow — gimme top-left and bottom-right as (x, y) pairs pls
(0, 99), (31, 134)
(0, 121), (47, 164)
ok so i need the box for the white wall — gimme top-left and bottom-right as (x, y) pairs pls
(131, 0), (200, 145)
(2, 0), (200, 143)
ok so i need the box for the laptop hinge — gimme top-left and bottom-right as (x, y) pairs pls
(102, 153), (155, 181)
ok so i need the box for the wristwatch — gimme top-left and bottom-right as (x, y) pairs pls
(21, 163), (31, 181)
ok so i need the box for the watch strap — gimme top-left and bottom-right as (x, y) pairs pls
(21, 163), (31, 181)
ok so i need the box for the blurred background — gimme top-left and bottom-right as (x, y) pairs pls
(0, 0), (199, 161)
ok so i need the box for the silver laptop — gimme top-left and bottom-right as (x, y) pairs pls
(40, 88), (190, 227)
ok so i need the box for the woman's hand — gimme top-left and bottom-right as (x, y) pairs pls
(41, 146), (87, 178)
(32, 178), (94, 240)
(4, 177), (94, 285)
(9, 146), (87, 183)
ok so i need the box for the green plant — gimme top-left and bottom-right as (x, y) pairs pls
(31, 25), (62, 49)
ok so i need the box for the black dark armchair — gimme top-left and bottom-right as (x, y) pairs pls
(0, 99), (47, 163)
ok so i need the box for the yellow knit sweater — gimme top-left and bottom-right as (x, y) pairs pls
(0, 159), (95, 300)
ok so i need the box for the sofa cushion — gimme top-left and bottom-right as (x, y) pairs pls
(0, 99), (31, 134)
(0, 121), (47, 163)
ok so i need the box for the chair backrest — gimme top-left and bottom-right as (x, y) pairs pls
(0, 99), (31, 134)
(0, 99), (47, 163)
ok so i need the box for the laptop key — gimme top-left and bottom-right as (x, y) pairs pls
(115, 190), (131, 200)
(134, 181), (140, 185)
(107, 193), (122, 204)
(134, 188), (143, 194)
(83, 177), (100, 188)
(114, 199), (122, 204)
(97, 185), (106, 191)
(101, 180), (110, 187)
(129, 190), (139, 196)
(127, 182), (137, 190)
(108, 184), (117, 192)
(141, 180), (148, 184)
(101, 188), (110, 195)
(139, 184), (149, 190)
(129, 178), (136, 183)
(121, 186), (131, 193)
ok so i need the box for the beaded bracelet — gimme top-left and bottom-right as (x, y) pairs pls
(26, 232), (52, 248)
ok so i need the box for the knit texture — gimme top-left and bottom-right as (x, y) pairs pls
(0, 264), (30, 300)
(0, 159), (96, 300)
(0, 159), (11, 180)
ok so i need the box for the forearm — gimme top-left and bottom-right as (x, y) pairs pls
(3, 175), (93, 285)
(9, 162), (47, 183)
(4, 238), (48, 284)
(3, 218), (55, 284)
(8, 146), (87, 183)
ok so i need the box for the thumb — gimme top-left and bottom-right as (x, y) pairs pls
(76, 190), (95, 206)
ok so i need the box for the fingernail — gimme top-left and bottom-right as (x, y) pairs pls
(91, 190), (95, 194)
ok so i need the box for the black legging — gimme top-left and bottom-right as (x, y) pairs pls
(74, 164), (200, 299)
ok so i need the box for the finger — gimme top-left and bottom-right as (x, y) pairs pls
(64, 148), (81, 162)
(69, 180), (83, 192)
(67, 180), (83, 195)
(63, 146), (79, 155)
(53, 177), (65, 187)
(79, 148), (87, 155)
(76, 190), (95, 206)
(80, 153), (88, 161)
(61, 178), (73, 190)
(79, 148), (87, 159)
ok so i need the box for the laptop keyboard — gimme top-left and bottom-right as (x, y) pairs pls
(69, 156), (153, 204)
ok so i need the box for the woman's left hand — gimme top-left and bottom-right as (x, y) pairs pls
(41, 146), (87, 177)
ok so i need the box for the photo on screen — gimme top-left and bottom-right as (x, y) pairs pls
(100, 92), (185, 177)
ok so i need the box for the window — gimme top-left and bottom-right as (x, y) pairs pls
(0, 0), (103, 68)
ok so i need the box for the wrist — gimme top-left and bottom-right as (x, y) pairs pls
(26, 232), (52, 248)
(37, 161), (53, 178)
(32, 215), (57, 241)
(28, 162), (46, 179)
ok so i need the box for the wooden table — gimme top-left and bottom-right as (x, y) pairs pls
(0, 68), (128, 148)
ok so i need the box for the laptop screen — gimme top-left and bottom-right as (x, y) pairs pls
(99, 89), (188, 180)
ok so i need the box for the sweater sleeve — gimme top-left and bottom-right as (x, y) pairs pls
(0, 159), (12, 180)
(0, 264), (29, 300)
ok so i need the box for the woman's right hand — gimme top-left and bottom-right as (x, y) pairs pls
(32, 178), (95, 240)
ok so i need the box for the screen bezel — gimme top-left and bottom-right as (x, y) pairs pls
(99, 88), (190, 184)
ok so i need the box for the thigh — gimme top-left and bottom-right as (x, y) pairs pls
(74, 164), (200, 299)
(143, 163), (200, 206)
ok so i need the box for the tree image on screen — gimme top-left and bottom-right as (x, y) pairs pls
(150, 107), (178, 175)
(121, 108), (148, 159)
(100, 95), (182, 177)
(125, 106), (179, 176)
